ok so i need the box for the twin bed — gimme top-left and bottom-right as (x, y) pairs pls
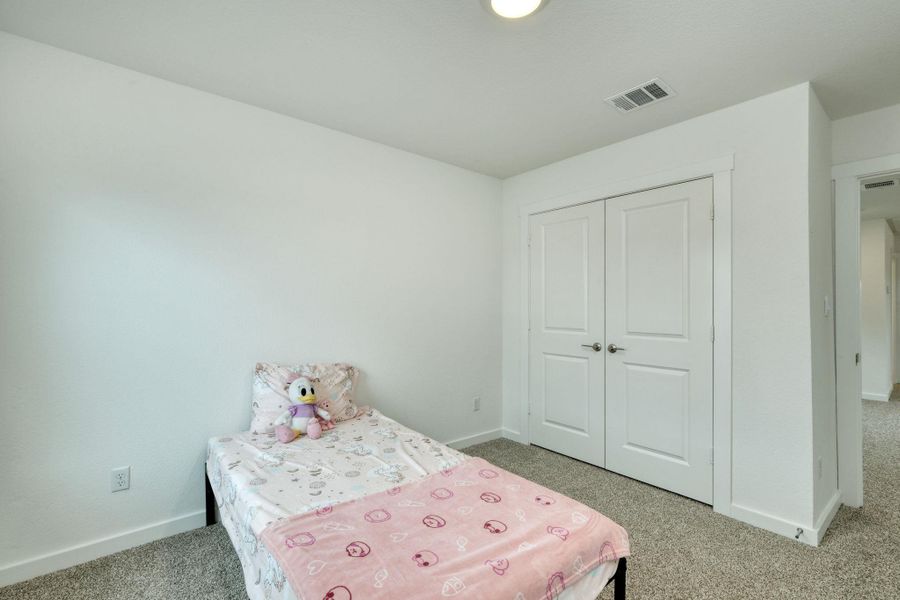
(206, 408), (629, 599)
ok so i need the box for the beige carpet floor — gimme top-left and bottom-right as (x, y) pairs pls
(2, 400), (899, 599)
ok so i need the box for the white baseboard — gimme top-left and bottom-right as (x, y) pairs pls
(812, 491), (842, 545)
(729, 503), (817, 546)
(445, 428), (502, 450)
(0, 510), (206, 587)
(862, 391), (890, 401)
(502, 428), (527, 444)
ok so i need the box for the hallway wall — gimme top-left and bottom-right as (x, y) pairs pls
(860, 219), (894, 400)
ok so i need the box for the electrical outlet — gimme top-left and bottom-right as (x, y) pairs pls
(472, 396), (481, 412)
(111, 466), (130, 492)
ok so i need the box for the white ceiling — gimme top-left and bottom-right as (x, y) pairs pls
(2, 0), (900, 177)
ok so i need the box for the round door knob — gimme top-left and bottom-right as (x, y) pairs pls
(580, 342), (602, 352)
(608, 344), (626, 353)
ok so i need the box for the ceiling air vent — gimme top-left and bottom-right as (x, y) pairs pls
(605, 78), (676, 113)
(864, 179), (896, 190)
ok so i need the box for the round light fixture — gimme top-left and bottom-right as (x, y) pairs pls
(489, 0), (544, 19)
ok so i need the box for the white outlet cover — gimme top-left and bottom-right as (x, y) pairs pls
(111, 466), (130, 492)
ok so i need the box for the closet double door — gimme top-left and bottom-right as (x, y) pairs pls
(528, 178), (714, 504)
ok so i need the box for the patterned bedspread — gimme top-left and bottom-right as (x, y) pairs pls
(207, 410), (624, 600)
(260, 457), (629, 599)
(207, 409), (465, 598)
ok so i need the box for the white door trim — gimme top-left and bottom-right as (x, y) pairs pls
(517, 154), (734, 516)
(832, 152), (900, 508)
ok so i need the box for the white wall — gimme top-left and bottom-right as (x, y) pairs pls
(807, 90), (839, 524)
(0, 32), (502, 582)
(860, 219), (894, 400)
(890, 252), (900, 386)
(833, 102), (900, 166)
(502, 84), (823, 535)
(895, 237), (900, 382)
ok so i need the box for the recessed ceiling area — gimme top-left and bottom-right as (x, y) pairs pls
(1, 0), (900, 177)
(862, 176), (900, 232)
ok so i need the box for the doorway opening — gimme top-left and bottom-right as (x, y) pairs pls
(860, 175), (900, 402)
(833, 155), (900, 508)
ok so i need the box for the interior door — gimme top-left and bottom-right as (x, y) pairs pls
(605, 178), (714, 504)
(528, 202), (605, 467)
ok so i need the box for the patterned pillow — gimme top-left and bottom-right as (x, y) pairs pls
(250, 362), (361, 433)
(298, 362), (361, 423)
(250, 363), (295, 434)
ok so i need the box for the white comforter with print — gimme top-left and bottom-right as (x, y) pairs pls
(206, 409), (617, 600)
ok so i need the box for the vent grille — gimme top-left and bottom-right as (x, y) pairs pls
(605, 78), (676, 113)
(644, 82), (669, 99)
(864, 180), (896, 189)
(625, 88), (654, 106)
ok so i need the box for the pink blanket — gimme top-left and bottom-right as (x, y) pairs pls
(260, 457), (629, 599)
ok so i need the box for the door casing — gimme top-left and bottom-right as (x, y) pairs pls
(832, 153), (900, 509)
(517, 155), (734, 517)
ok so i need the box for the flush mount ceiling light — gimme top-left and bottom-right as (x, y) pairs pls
(485, 0), (546, 19)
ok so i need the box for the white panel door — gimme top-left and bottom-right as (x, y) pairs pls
(605, 178), (714, 504)
(529, 203), (605, 467)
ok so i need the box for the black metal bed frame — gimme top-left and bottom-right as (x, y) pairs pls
(205, 471), (627, 598)
(205, 471), (217, 527)
(610, 556), (627, 600)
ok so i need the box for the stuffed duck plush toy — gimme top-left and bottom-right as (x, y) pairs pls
(274, 376), (332, 442)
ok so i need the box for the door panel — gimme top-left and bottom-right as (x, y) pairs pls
(543, 219), (589, 332)
(623, 200), (689, 337)
(606, 178), (714, 504)
(542, 354), (590, 433)
(623, 364), (689, 461)
(529, 203), (605, 466)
